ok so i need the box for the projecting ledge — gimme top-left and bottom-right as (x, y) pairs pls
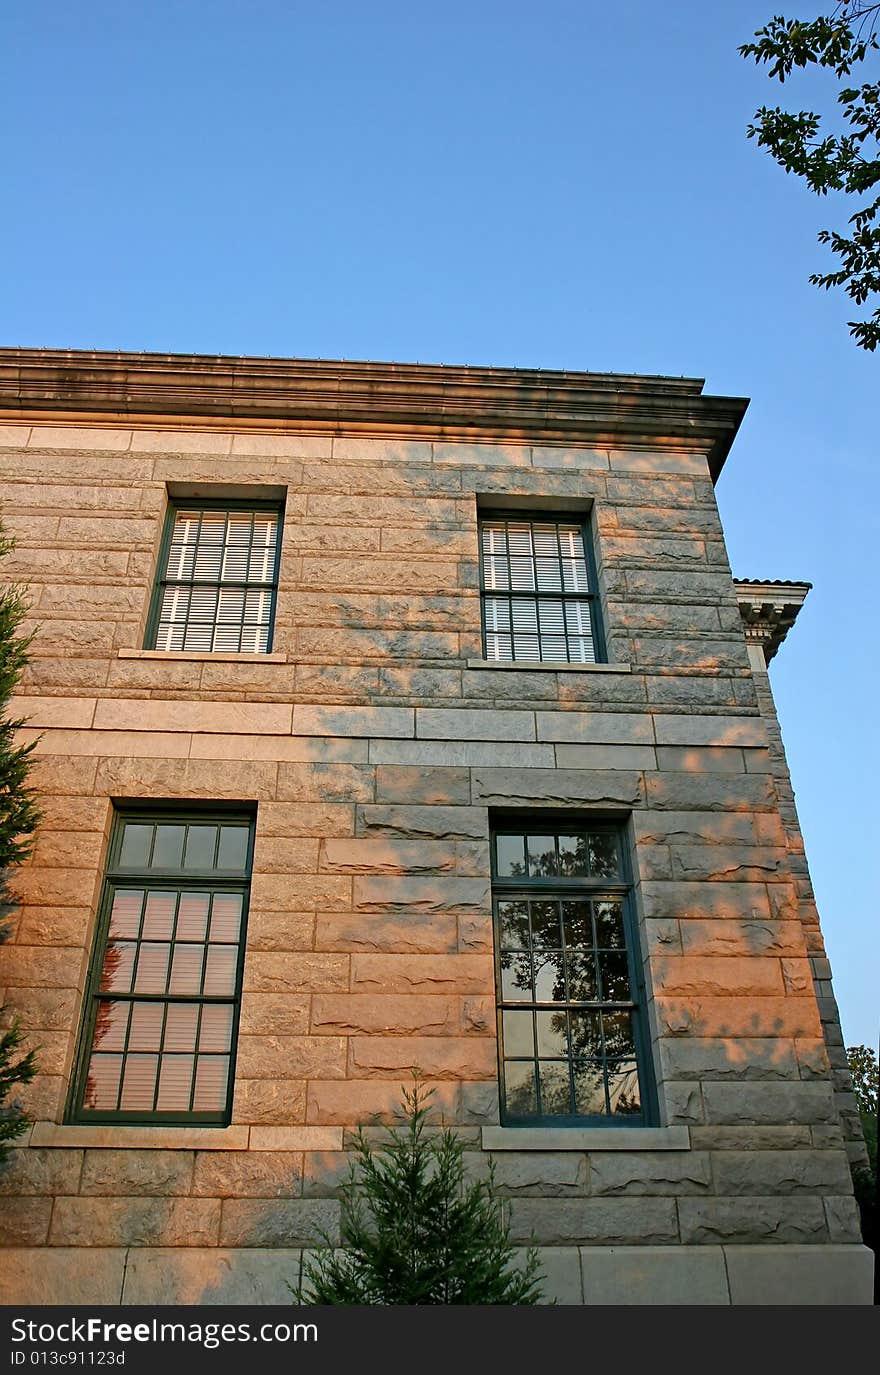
(481, 1126), (690, 1151)
(118, 650), (288, 663)
(466, 659), (632, 674)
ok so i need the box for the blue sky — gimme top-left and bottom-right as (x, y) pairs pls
(2, 2), (876, 1046)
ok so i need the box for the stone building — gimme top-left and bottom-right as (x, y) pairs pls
(0, 347), (872, 1305)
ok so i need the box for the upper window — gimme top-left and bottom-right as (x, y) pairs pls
(146, 501), (282, 653)
(68, 810), (254, 1124)
(479, 513), (604, 664)
(492, 821), (652, 1125)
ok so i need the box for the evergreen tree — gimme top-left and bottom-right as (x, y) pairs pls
(0, 517), (40, 1162)
(295, 1076), (545, 1305)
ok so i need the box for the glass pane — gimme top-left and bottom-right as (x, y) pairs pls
(529, 900), (561, 949)
(500, 954), (534, 1002)
(108, 889), (144, 939)
(91, 1000), (129, 1053)
(100, 941), (136, 993)
(568, 1009), (603, 1061)
(602, 1010), (635, 1059)
(204, 945), (237, 996)
(83, 1054), (122, 1110)
(607, 1061), (641, 1116)
(539, 1061), (572, 1116)
(594, 901), (626, 949)
(192, 1056), (229, 1112)
(163, 1003), (199, 1053)
(127, 1001), (164, 1052)
(561, 900), (592, 948)
(199, 1003), (234, 1052)
(533, 953), (567, 1003)
(565, 953), (598, 1003)
(558, 834), (589, 876)
(598, 951), (631, 1002)
(573, 1062), (607, 1116)
(119, 1054), (158, 1111)
(118, 823), (153, 868)
(152, 824), (185, 870)
(502, 1009), (534, 1058)
(503, 1061), (537, 1118)
(169, 944), (205, 995)
(157, 1055), (194, 1112)
(184, 825), (217, 870)
(497, 900), (530, 950)
(176, 891), (210, 941)
(218, 825), (249, 871)
(209, 892), (243, 943)
(526, 835), (557, 877)
(589, 833), (619, 878)
(495, 834), (526, 877)
(535, 1009), (568, 1057)
(141, 890), (177, 940)
(133, 943), (170, 994)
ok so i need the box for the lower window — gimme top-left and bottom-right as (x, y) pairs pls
(492, 821), (652, 1125)
(67, 809), (254, 1124)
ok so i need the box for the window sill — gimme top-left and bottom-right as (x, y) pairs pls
(481, 1126), (689, 1151)
(466, 659), (631, 674)
(29, 1121), (251, 1150)
(117, 649), (288, 664)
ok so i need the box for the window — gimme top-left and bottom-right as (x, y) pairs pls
(479, 513), (603, 664)
(146, 502), (282, 653)
(492, 822), (651, 1125)
(68, 810), (254, 1124)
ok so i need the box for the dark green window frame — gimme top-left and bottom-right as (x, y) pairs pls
(491, 819), (654, 1127)
(478, 510), (606, 665)
(66, 807), (255, 1126)
(145, 498), (283, 654)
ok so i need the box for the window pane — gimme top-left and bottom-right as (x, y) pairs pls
(568, 1009), (603, 1061)
(533, 953), (566, 1003)
(169, 944), (205, 995)
(119, 1054), (158, 1111)
(598, 951), (631, 1002)
(108, 890), (144, 939)
(594, 901), (625, 948)
(561, 900), (592, 948)
(209, 892), (243, 942)
(91, 1000), (129, 1053)
(118, 823), (153, 868)
(535, 1009), (568, 1057)
(193, 1056), (229, 1112)
(530, 900), (561, 949)
(127, 1002), (164, 1051)
(199, 1003), (234, 1053)
(218, 826), (249, 871)
(157, 1056), (194, 1112)
(503, 1061), (537, 1117)
(500, 954), (534, 1002)
(152, 824), (185, 870)
(176, 892), (210, 941)
(204, 945), (237, 996)
(589, 833), (620, 878)
(607, 1062), (641, 1116)
(141, 890), (176, 940)
(558, 834), (589, 876)
(100, 941), (136, 993)
(83, 1054), (122, 1110)
(573, 1062), (607, 1116)
(184, 825), (218, 870)
(565, 953), (598, 1003)
(497, 900), (530, 950)
(502, 1009), (534, 1058)
(539, 1061), (572, 1116)
(133, 943), (170, 994)
(526, 836), (557, 877)
(163, 1003), (199, 1053)
(602, 1010), (635, 1058)
(495, 834), (526, 877)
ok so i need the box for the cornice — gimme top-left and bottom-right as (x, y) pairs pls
(0, 347), (748, 482)
(734, 579), (811, 664)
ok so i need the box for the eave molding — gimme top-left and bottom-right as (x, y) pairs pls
(0, 347), (749, 481)
(735, 579), (812, 664)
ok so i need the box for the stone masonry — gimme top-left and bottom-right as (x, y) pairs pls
(0, 349), (873, 1305)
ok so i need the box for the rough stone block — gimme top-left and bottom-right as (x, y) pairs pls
(311, 994), (458, 1034)
(357, 805), (487, 840)
(374, 766), (471, 804)
(48, 1198), (221, 1247)
(701, 1081), (836, 1126)
(416, 708), (536, 741)
(350, 953), (494, 994)
(80, 1150), (195, 1196)
(589, 1151), (712, 1195)
(349, 1035), (495, 1079)
(192, 1152), (304, 1198)
(678, 1197), (827, 1244)
(712, 1150), (853, 1196)
(0, 1248), (125, 1304)
(0, 1198), (53, 1246)
(535, 711), (653, 744)
(509, 1198), (678, 1244)
(471, 767), (643, 807)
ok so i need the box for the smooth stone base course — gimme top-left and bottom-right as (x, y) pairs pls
(0, 1246), (872, 1305)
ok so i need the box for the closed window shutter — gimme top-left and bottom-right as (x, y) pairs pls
(480, 517), (599, 663)
(152, 507), (281, 653)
